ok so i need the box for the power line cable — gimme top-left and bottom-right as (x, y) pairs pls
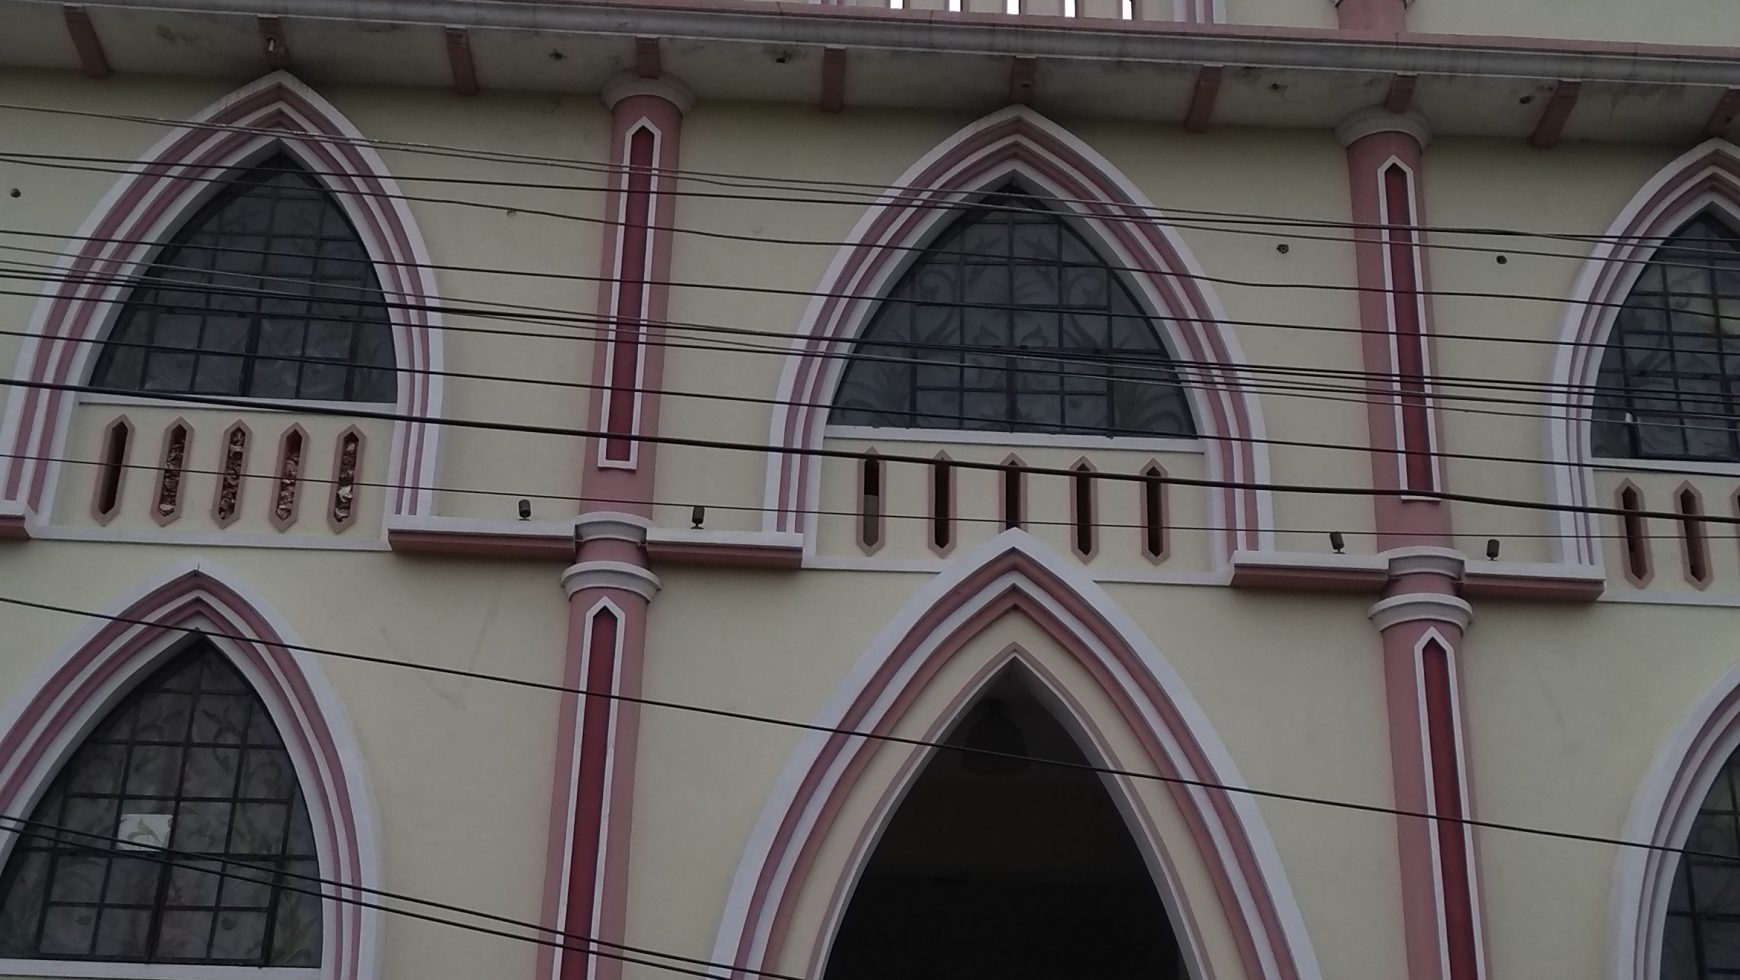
(0, 104), (1729, 258)
(1, 594), (1738, 882)
(8, 248), (1740, 433)
(3, 440), (1714, 542)
(0, 215), (1721, 372)
(0, 371), (1728, 527)
(0, 814), (758, 980)
(6, 152), (1737, 313)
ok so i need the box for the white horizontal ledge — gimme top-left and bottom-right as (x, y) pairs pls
(826, 426), (1203, 455)
(57, 0), (1740, 88)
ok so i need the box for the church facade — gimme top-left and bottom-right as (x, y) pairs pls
(0, 1), (1738, 979)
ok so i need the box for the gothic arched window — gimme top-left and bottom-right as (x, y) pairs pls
(0, 641), (322, 966)
(1592, 214), (1740, 462)
(1664, 746), (1740, 979)
(831, 186), (1196, 438)
(89, 153), (396, 403)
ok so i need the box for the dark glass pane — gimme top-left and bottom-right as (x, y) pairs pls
(94, 908), (151, 959)
(832, 185), (1195, 437)
(0, 641), (323, 966)
(1595, 213), (1740, 461)
(39, 906), (97, 955)
(88, 154), (397, 403)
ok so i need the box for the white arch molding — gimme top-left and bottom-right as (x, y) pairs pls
(1611, 660), (1740, 980)
(0, 70), (445, 527)
(1547, 139), (1740, 568)
(0, 560), (384, 980)
(762, 105), (1273, 567)
(710, 530), (1320, 980)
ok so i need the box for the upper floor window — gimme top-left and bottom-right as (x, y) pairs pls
(90, 154), (396, 404)
(1593, 213), (1740, 462)
(831, 186), (1196, 438)
(0, 641), (322, 966)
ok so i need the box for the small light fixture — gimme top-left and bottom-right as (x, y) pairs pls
(517, 499), (531, 521)
(691, 505), (705, 529)
(1486, 538), (1501, 561)
(1329, 531), (1345, 554)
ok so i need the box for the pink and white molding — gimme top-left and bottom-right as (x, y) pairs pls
(580, 73), (692, 517)
(710, 529), (1320, 980)
(543, 70), (690, 980)
(0, 560), (383, 980)
(1548, 138), (1740, 569)
(0, 70), (445, 527)
(1610, 659), (1740, 980)
(762, 104), (1273, 567)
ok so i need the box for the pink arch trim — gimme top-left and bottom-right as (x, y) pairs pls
(761, 106), (1271, 566)
(1610, 658), (1740, 980)
(0, 71), (444, 523)
(1547, 139), (1740, 567)
(709, 530), (1319, 980)
(0, 561), (383, 980)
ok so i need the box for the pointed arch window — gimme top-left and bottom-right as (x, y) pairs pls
(90, 153), (396, 403)
(1593, 213), (1740, 462)
(831, 186), (1196, 437)
(1664, 745), (1740, 979)
(0, 640), (322, 966)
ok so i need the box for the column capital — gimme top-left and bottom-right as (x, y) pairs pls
(561, 560), (662, 601)
(602, 73), (696, 115)
(576, 511), (651, 546)
(1369, 592), (1473, 632)
(1335, 106), (1432, 149)
(1382, 545), (1465, 582)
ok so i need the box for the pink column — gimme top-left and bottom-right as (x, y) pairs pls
(540, 71), (691, 980)
(1334, 0), (1405, 30)
(1370, 552), (1483, 980)
(583, 74), (694, 519)
(1340, 106), (1488, 980)
(1338, 108), (1448, 552)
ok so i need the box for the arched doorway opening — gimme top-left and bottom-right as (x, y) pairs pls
(823, 670), (1186, 980)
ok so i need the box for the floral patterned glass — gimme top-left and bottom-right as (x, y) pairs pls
(831, 186), (1197, 437)
(1592, 214), (1740, 461)
(90, 153), (396, 403)
(0, 641), (322, 966)
(1664, 754), (1740, 980)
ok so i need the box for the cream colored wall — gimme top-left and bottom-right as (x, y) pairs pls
(628, 569), (1404, 980)
(323, 84), (607, 522)
(1423, 138), (1684, 566)
(1222, 0), (1338, 29)
(1465, 602), (1740, 980)
(1408, 0), (1740, 47)
(0, 540), (570, 980)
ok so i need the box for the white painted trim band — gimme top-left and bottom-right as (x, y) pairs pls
(601, 73), (697, 114)
(1368, 593), (1474, 631)
(1335, 107), (1433, 148)
(575, 511), (653, 546)
(561, 560), (662, 600)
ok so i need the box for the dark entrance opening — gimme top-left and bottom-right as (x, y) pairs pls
(822, 670), (1187, 980)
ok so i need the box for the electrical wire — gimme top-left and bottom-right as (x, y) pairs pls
(1, 593), (1738, 880)
(2, 370), (1733, 527)
(0, 814), (765, 980)
(5, 439), (1723, 543)
(11, 248), (1740, 440)
(4, 153), (1737, 318)
(0, 104), (1731, 258)
(0, 219), (1727, 396)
